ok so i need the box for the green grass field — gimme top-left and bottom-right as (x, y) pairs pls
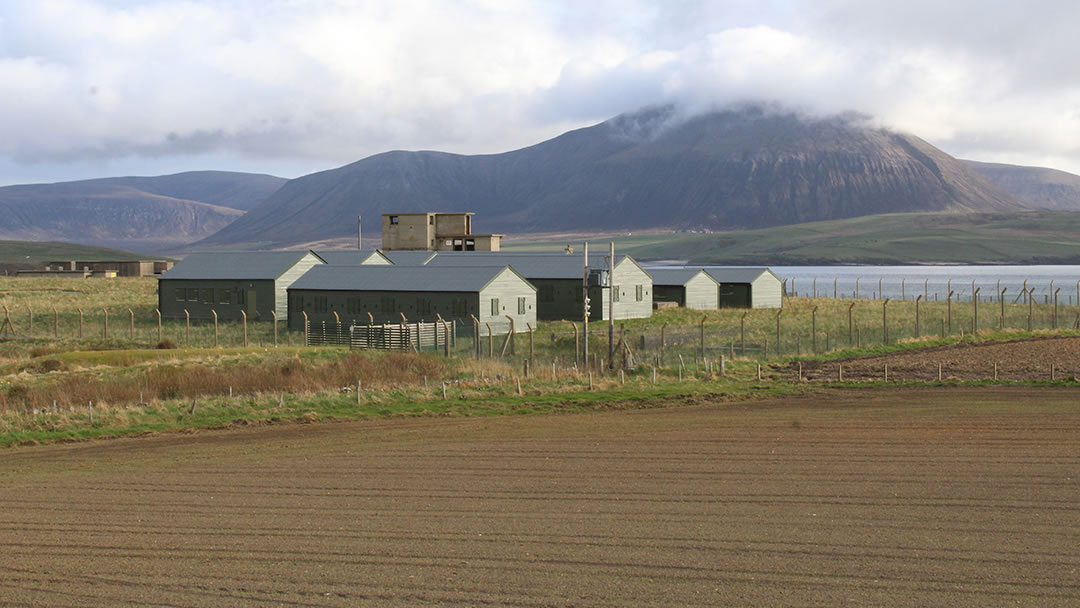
(505, 211), (1080, 264)
(0, 240), (158, 273)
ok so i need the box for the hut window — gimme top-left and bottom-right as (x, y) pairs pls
(416, 297), (431, 316)
(314, 296), (328, 313)
(200, 289), (213, 304)
(381, 297), (396, 313)
(490, 298), (499, 316)
(187, 288), (199, 302)
(219, 289), (232, 305)
(389, 215), (399, 225)
(175, 288), (184, 302)
(236, 289), (246, 305)
(612, 285), (620, 303)
(539, 285), (554, 302)
(451, 298), (467, 316)
(517, 297), (526, 314)
(635, 285), (643, 301)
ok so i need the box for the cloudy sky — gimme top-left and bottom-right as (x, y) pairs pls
(1, 0), (1078, 185)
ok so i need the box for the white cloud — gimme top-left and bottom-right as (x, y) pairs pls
(1, 0), (1079, 184)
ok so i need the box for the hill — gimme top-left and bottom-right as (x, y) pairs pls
(0, 240), (157, 275)
(0, 171), (284, 252)
(198, 104), (1025, 249)
(963, 161), (1080, 211)
(503, 211), (1080, 265)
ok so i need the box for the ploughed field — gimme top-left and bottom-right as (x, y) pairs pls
(2, 387), (1079, 606)
(783, 336), (1080, 382)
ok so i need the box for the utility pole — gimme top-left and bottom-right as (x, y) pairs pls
(583, 242), (589, 364)
(357, 216), (362, 249)
(608, 241), (615, 369)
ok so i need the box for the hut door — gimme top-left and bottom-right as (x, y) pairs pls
(246, 287), (256, 317)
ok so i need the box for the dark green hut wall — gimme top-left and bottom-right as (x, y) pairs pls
(158, 279), (276, 321)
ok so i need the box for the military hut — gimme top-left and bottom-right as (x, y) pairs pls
(416, 252), (654, 321)
(158, 250), (326, 322)
(286, 265), (536, 334)
(649, 268), (719, 309)
(702, 267), (784, 309)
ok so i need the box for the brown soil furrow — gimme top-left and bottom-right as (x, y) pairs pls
(1, 387), (1078, 606)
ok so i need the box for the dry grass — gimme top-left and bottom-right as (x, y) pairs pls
(0, 351), (450, 412)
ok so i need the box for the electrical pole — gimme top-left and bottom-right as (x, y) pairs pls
(583, 242), (589, 363)
(608, 241), (615, 369)
(357, 216), (362, 249)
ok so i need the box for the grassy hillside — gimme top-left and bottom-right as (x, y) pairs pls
(505, 211), (1080, 264)
(0, 240), (157, 274)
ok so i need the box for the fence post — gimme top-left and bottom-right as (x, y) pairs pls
(486, 323), (494, 358)
(302, 311), (309, 345)
(855, 277), (860, 299)
(212, 310), (218, 347)
(78, 307), (83, 339)
(999, 288), (1007, 329)
(901, 278), (906, 300)
(740, 313), (747, 356)
(834, 277), (838, 299)
(947, 291), (954, 334)
(1054, 288), (1061, 329)
(527, 322), (534, 362)
(1027, 288), (1033, 331)
(915, 295), (922, 338)
(504, 315), (516, 356)
(53, 307), (58, 338)
(102, 308), (108, 339)
(155, 309), (162, 343)
(972, 288), (980, 334)
(848, 302), (855, 345)
(569, 321), (578, 365)
(878, 278), (883, 300)
(811, 306), (818, 352)
(128, 308), (134, 340)
(882, 299), (890, 344)
(813, 277), (817, 298)
(924, 279), (928, 301)
(271, 311), (278, 347)
(27, 306), (32, 338)
(661, 323), (667, 367)
(184, 309), (190, 343)
(471, 315), (481, 359)
(699, 315), (706, 360)
(241, 310), (248, 347)
(775, 309), (783, 356)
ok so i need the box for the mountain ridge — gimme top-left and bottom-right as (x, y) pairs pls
(0, 171), (285, 252)
(197, 104), (1026, 249)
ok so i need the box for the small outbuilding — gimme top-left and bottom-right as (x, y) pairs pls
(158, 250), (326, 321)
(701, 267), (784, 309)
(648, 268), (719, 309)
(287, 264), (536, 334)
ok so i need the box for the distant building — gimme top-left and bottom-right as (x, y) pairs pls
(43, 260), (173, 277)
(649, 268), (719, 309)
(381, 212), (502, 251)
(700, 267), (784, 308)
(158, 251), (325, 321)
(399, 251), (654, 321)
(287, 264), (535, 334)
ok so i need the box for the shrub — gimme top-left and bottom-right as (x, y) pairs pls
(156, 340), (177, 350)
